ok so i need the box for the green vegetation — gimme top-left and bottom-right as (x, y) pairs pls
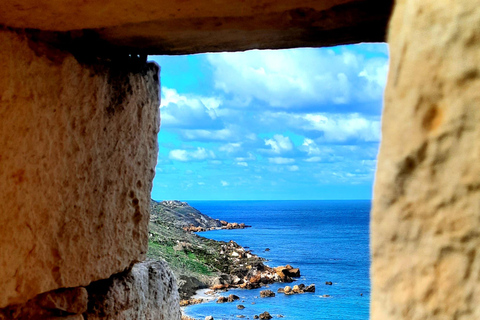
(147, 239), (213, 276)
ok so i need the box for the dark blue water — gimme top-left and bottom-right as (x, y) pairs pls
(184, 200), (371, 320)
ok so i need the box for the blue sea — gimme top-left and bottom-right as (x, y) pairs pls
(184, 200), (371, 320)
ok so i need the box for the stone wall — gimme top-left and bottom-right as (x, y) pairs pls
(0, 28), (159, 308)
(1, 0), (479, 319)
(372, 0), (480, 319)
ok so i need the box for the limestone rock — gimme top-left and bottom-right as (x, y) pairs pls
(0, 29), (159, 308)
(372, 0), (480, 319)
(304, 284), (315, 293)
(227, 294), (240, 303)
(259, 311), (273, 319)
(85, 260), (181, 320)
(0, 0), (392, 54)
(0, 287), (88, 320)
(216, 297), (227, 304)
(260, 290), (275, 298)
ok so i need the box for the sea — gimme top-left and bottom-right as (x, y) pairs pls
(184, 200), (371, 320)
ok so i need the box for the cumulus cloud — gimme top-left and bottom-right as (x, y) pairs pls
(221, 180), (229, 187)
(219, 142), (242, 153)
(160, 88), (223, 129)
(235, 153), (256, 162)
(264, 134), (293, 154)
(263, 112), (381, 143)
(180, 126), (240, 142)
(205, 46), (388, 112)
(236, 162), (248, 167)
(268, 157), (295, 164)
(169, 147), (215, 162)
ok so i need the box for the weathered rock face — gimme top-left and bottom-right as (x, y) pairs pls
(372, 0), (480, 319)
(0, 260), (181, 320)
(0, 0), (393, 54)
(86, 260), (182, 320)
(0, 28), (160, 308)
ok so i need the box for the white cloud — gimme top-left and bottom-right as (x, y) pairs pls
(288, 165), (299, 172)
(160, 87), (223, 129)
(304, 156), (323, 163)
(268, 157), (295, 164)
(236, 162), (248, 167)
(265, 112), (381, 143)
(221, 180), (229, 186)
(168, 147), (215, 162)
(181, 127), (238, 141)
(300, 138), (321, 155)
(219, 142), (242, 153)
(206, 46), (388, 111)
(264, 134), (293, 154)
(302, 113), (381, 142)
(235, 152), (256, 162)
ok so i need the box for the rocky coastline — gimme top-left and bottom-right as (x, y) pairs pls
(148, 200), (309, 311)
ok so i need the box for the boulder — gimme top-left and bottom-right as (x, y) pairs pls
(284, 268), (300, 278)
(259, 311), (273, 319)
(85, 260), (181, 320)
(216, 297), (227, 304)
(237, 305), (245, 310)
(283, 286), (292, 294)
(304, 284), (316, 293)
(325, 281), (333, 285)
(260, 290), (275, 298)
(227, 294), (240, 303)
(292, 285), (303, 294)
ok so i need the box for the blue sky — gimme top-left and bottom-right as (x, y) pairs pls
(149, 43), (389, 201)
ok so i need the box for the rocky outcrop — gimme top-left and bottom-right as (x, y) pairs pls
(0, 287), (88, 320)
(0, 261), (181, 320)
(86, 260), (181, 320)
(0, 28), (159, 309)
(151, 200), (223, 230)
(277, 283), (315, 295)
(0, 1), (392, 54)
(260, 290), (275, 298)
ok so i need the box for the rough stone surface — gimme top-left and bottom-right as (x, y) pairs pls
(86, 260), (182, 320)
(0, 28), (160, 308)
(0, 0), (392, 54)
(372, 0), (480, 319)
(0, 287), (88, 320)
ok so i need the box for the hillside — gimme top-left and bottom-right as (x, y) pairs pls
(148, 200), (264, 299)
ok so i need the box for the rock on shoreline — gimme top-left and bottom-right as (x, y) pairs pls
(148, 200), (302, 303)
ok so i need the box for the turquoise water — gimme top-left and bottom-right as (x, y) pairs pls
(184, 200), (371, 320)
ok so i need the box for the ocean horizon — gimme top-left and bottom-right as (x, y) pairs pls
(181, 200), (371, 320)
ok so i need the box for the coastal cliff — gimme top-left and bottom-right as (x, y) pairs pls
(148, 200), (299, 300)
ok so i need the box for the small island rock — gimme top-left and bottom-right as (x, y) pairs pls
(260, 290), (275, 298)
(304, 284), (316, 292)
(228, 294), (240, 302)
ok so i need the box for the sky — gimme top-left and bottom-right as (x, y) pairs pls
(148, 43), (389, 201)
